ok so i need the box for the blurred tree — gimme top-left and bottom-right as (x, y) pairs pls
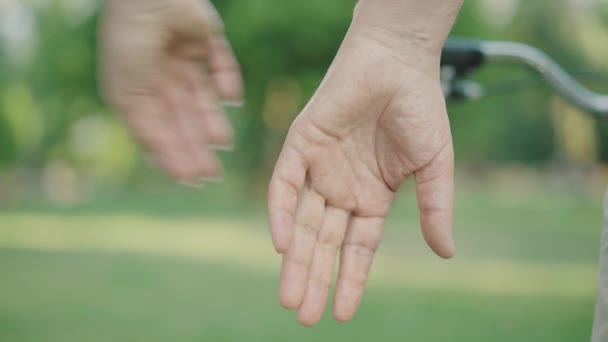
(0, 0), (606, 195)
(0, 112), (17, 167)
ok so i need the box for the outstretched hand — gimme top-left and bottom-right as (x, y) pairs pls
(268, 0), (462, 326)
(99, 0), (243, 183)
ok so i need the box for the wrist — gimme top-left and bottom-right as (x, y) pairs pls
(352, 0), (463, 58)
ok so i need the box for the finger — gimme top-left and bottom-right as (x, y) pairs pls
(333, 216), (384, 323)
(169, 0), (244, 104)
(207, 36), (244, 104)
(415, 141), (455, 259)
(268, 141), (307, 253)
(164, 80), (222, 180)
(298, 207), (349, 326)
(279, 187), (325, 309)
(196, 69), (235, 149)
(177, 60), (234, 150)
(124, 96), (202, 181)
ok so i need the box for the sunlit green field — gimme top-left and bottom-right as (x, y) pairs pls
(0, 187), (603, 342)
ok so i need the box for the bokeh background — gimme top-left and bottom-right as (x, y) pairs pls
(1, 0), (608, 341)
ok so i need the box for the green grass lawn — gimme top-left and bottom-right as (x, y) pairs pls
(0, 187), (603, 341)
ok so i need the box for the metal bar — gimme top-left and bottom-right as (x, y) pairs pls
(479, 41), (608, 119)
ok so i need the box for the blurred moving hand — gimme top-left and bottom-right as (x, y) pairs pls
(99, 0), (243, 183)
(268, 0), (463, 326)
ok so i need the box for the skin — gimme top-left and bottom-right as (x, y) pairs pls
(99, 0), (243, 184)
(268, 0), (464, 325)
(99, 0), (464, 327)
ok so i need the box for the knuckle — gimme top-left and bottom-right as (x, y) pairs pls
(340, 269), (367, 289)
(344, 240), (377, 258)
(317, 228), (345, 248)
(285, 251), (311, 270)
(309, 271), (332, 288)
(297, 221), (320, 236)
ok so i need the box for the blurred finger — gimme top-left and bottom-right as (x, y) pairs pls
(297, 207), (349, 326)
(333, 216), (384, 322)
(268, 141), (307, 253)
(207, 36), (244, 104)
(168, 0), (240, 101)
(415, 142), (455, 259)
(196, 70), (235, 149)
(164, 79), (222, 180)
(177, 60), (234, 150)
(124, 95), (200, 181)
(279, 187), (325, 309)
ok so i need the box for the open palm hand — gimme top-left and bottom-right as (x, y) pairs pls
(269, 25), (455, 326)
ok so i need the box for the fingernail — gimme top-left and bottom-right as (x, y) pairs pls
(200, 176), (224, 184)
(211, 144), (235, 152)
(178, 180), (204, 189)
(222, 100), (244, 108)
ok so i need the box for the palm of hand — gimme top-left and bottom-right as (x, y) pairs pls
(269, 36), (455, 325)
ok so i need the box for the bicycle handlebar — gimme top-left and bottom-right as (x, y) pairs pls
(441, 39), (608, 119)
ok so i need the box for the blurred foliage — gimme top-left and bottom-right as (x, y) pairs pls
(0, 0), (607, 197)
(0, 187), (602, 341)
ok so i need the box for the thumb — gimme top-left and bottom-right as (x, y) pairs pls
(415, 140), (455, 259)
